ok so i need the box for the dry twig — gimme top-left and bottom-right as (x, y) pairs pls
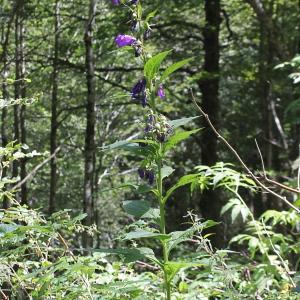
(190, 91), (300, 214)
(11, 147), (61, 191)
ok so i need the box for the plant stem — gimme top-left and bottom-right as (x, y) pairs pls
(157, 145), (171, 300)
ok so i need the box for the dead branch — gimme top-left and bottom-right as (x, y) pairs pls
(11, 147), (61, 191)
(191, 91), (300, 213)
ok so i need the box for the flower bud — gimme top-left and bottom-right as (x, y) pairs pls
(138, 168), (145, 179)
(143, 28), (152, 40)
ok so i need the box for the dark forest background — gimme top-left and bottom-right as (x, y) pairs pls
(1, 0), (300, 249)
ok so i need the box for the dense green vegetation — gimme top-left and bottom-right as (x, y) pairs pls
(1, 0), (300, 299)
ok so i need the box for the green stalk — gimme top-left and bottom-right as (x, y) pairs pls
(157, 145), (171, 300)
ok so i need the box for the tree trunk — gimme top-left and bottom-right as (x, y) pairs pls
(49, 0), (60, 214)
(19, 5), (27, 206)
(13, 0), (24, 202)
(13, 1), (21, 184)
(1, 24), (10, 209)
(246, 0), (277, 214)
(83, 0), (98, 250)
(198, 0), (223, 247)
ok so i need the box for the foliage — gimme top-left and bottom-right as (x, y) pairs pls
(1, 0), (300, 299)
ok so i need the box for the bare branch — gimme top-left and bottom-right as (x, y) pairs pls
(270, 98), (288, 150)
(12, 147), (61, 191)
(255, 139), (266, 176)
(191, 91), (300, 213)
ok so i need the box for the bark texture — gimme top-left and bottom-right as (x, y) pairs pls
(49, 0), (61, 214)
(83, 0), (98, 249)
(198, 0), (223, 247)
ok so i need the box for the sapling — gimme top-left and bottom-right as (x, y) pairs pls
(104, 1), (214, 299)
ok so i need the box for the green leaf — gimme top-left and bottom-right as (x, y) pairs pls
(163, 129), (200, 154)
(96, 280), (152, 293)
(137, 1), (142, 19)
(294, 198), (300, 207)
(164, 261), (203, 283)
(141, 208), (160, 220)
(161, 57), (194, 81)
(145, 9), (157, 23)
(163, 174), (199, 203)
(123, 200), (150, 218)
(169, 116), (199, 129)
(123, 200), (159, 220)
(231, 205), (241, 223)
(161, 166), (175, 180)
(240, 206), (250, 222)
(144, 50), (172, 81)
(166, 224), (201, 255)
(94, 247), (155, 263)
(101, 140), (131, 151)
(123, 230), (169, 241)
(0, 224), (18, 237)
(221, 198), (250, 223)
(101, 139), (158, 156)
(178, 281), (189, 293)
(212, 172), (227, 187)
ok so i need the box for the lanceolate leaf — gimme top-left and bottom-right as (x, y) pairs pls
(169, 116), (199, 129)
(123, 200), (150, 218)
(166, 220), (218, 255)
(144, 50), (172, 81)
(163, 174), (199, 203)
(101, 139), (158, 156)
(164, 261), (204, 283)
(166, 225), (201, 255)
(145, 9), (157, 23)
(163, 129), (200, 154)
(161, 57), (194, 81)
(94, 247), (155, 263)
(123, 200), (160, 220)
(101, 140), (132, 150)
(123, 230), (169, 241)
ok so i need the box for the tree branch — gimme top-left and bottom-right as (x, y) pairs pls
(191, 91), (300, 213)
(12, 147), (61, 191)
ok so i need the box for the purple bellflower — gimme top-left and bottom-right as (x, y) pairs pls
(115, 34), (136, 47)
(112, 0), (120, 5)
(143, 28), (152, 40)
(138, 168), (145, 179)
(131, 20), (138, 32)
(145, 170), (155, 185)
(157, 84), (165, 99)
(132, 79), (146, 97)
(131, 78), (148, 107)
(131, 0), (139, 4)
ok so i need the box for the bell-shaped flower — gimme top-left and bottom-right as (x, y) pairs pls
(145, 170), (155, 185)
(115, 34), (136, 47)
(138, 168), (145, 179)
(131, 78), (148, 106)
(112, 0), (120, 5)
(131, 79), (146, 98)
(157, 84), (165, 99)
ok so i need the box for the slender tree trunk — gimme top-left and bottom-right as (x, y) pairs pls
(13, 0), (27, 205)
(49, 0), (61, 214)
(198, 0), (223, 247)
(13, 2), (21, 184)
(1, 25), (10, 209)
(19, 4), (27, 206)
(246, 1), (277, 214)
(83, 0), (98, 250)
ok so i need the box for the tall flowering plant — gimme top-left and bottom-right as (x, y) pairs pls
(104, 1), (214, 299)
